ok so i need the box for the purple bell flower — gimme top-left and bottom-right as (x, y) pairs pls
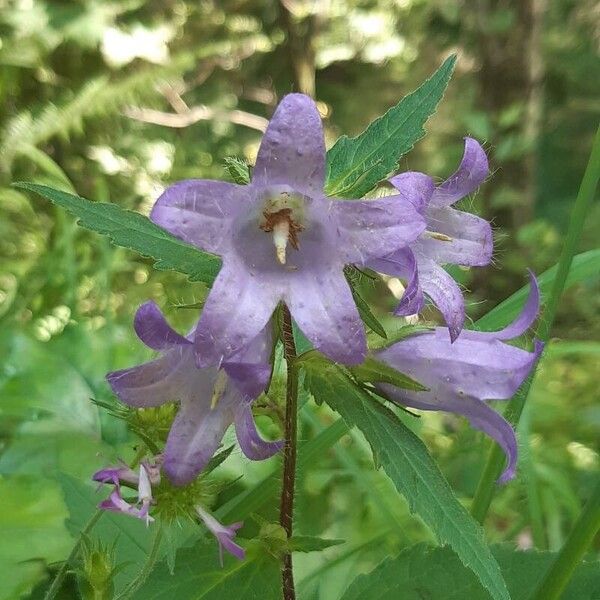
(150, 93), (428, 366)
(106, 301), (283, 486)
(375, 272), (543, 483)
(369, 138), (492, 341)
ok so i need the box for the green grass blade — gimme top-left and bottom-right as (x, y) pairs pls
(470, 124), (600, 524)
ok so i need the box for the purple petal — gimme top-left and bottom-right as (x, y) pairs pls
(223, 324), (274, 398)
(471, 271), (540, 340)
(150, 179), (246, 254)
(194, 258), (280, 367)
(106, 346), (195, 408)
(93, 465), (138, 487)
(163, 383), (236, 486)
(418, 206), (493, 267)
(367, 247), (425, 316)
(224, 362), (272, 399)
(252, 94), (325, 197)
(388, 171), (435, 214)
(134, 301), (191, 350)
(419, 259), (465, 342)
(286, 266), (366, 365)
(432, 138), (489, 208)
(330, 194), (426, 265)
(195, 506), (245, 565)
(234, 403), (284, 460)
(378, 330), (542, 401)
(382, 384), (518, 483)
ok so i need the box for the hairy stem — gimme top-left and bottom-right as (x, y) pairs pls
(471, 123), (600, 523)
(279, 304), (298, 600)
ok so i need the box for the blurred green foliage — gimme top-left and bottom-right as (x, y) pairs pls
(0, 1), (598, 598)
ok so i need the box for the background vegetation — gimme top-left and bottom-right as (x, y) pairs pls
(0, 1), (598, 598)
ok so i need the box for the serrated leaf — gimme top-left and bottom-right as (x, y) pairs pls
(130, 539), (282, 600)
(340, 543), (600, 600)
(15, 182), (221, 286)
(223, 156), (251, 184)
(302, 357), (510, 600)
(288, 535), (345, 553)
(349, 355), (427, 391)
(325, 55), (456, 198)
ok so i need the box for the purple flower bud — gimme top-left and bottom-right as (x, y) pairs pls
(195, 505), (245, 565)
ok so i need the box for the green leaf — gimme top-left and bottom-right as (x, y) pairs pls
(340, 543), (600, 600)
(130, 539), (282, 600)
(223, 156), (251, 184)
(14, 183), (221, 286)
(349, 354), (427, 392)
(288, 536), (345, 553)
(325, 55), (456, 198)
(475, 249), (600, 332)
(302, 356), (510, 600)
(348, 285), (388, 340)
(0, 476), (72, 600)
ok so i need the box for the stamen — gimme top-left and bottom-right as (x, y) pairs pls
(424, 230), (453, 242)
(273, 220), (290, 265)
(211, 369), (228, 409)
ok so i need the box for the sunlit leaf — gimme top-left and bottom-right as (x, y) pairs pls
(325, 55), (456, 198)
(15, 183), (221, 286)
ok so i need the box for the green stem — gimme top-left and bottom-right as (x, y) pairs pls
(529, 478), (600, 600)
(470, 123), (600, 524)
(43, 447), (148, 600)
(43, 511), (105, 600)
(114, 524), (163, 600)
(279, 305), (299, 600)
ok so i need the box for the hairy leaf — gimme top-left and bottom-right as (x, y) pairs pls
(131, 539), (282, 600)
(340, 543), (600, 600)
(15, 183), (221, 286)
(325, 55), (456, 198)
(302, 356), (510, 600)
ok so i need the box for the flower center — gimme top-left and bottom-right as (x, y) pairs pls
(259, 188), (306, 265)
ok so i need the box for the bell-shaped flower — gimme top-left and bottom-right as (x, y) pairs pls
(195, 505), (245, 565)
(375, 272), (543, 483)
(106, 301), (283, 486)
(150, 93), (428, 366)
(370, 138), (491, 340)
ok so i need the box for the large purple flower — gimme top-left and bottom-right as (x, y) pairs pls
(375, 272), (543, 483)
(150, 93), (427, 366)
(369, 138), (491, 341)
(107, 302), (283, 486)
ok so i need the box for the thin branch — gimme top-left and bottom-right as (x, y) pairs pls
(123, 105), (268, 131)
